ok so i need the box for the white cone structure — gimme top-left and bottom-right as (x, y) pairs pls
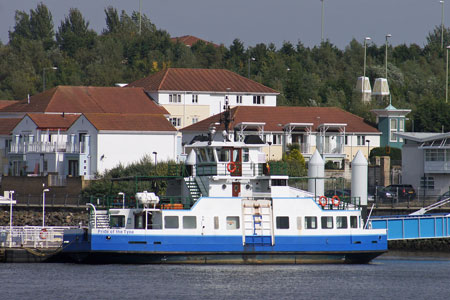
(308, 150), (324, 196)
(351, 150), (368, 206)
(372, 78), (390, 96)
(186, 149), (196, 165)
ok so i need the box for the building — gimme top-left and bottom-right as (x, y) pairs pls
(127, 68), (279, 128)
(181, 106), (380, 163)
(170, 35), (220, 48)
(371, 104), (411, 149)
(395, 132), (450, 197)
(0, 118), (21, 174)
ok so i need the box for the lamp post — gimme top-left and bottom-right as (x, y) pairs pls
(366, 139), (370, 161)
(153, 151), (157, 165)
(42, 188), (49, 227)
(43, 67), (58, 92)
(9, 191), (14, 248)
(363, 37), (371, 79)
(118, 192), (125, 209)
(248, 57), (255, 78)
(385, 34), (392, 79)
(320, 0), (324, 43)
(441, 1), (445, 48)
(446, 46), (450, 103)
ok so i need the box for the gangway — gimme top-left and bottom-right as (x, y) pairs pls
(409, 197), (450, 216)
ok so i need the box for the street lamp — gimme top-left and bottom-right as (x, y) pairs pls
(363, 37), (371, 79)
(366, 139), (370, 161)
(385, 34), (392, 79)
(320, 0), (324, 43)
(248, 57), (255, 78)
(446, 45), (450, 103)
(118, 192), (125, 209)
(43, 67), (58, 92)
(441, 1), (445, 48)
(152, 151), (157, 165)
(42, 188), (49, 227)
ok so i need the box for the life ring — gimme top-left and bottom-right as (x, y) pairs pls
(227, 161), (236, 173)
(319, 196), (328, 207)
(266, 163), (270, 174)
(39, 228), (48, 240)
(332, 195), (340, 207)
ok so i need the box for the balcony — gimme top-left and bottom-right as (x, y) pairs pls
(10, 142), (87, 154)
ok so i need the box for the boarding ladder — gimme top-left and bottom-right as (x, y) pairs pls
(242, 199), (274, 246)
(89, 210), (110, 229)
(409, 197), (450, 216)
(184, 177), (201, 202)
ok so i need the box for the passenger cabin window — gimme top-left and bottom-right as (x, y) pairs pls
(183, 216), (197, 229)
(350, 216), (358, 228)
(110, 215), (125, 228)
(271, 179), (287, 186)
(243, 148), (249, 162)
(305, 216), (317, 229)
(336, 216), (348, 229)
(165, 216), (179, 229)
(276, 216), (290, 229)
(218, 148), (230, 162)
(226, 216), (240, 230)
(321, 216), (333, 229)
(214, 216), (219, 229)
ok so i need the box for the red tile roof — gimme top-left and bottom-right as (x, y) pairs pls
(128, 68), (279, 94)
(0, 86), (168, 115)
(83, 113), (177, 132)
(170, 35), (219, 48)
(182, 106), (379, 134)
(27, 113), (79, 131)
(0, 118), (22, 135)
(0, 100), (19, 109)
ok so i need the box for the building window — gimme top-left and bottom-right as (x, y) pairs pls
(276, 216), (290, 229)
(272, 134), (282, 145)
(192, 95), (198, 103)
(169, 117), (181, 127)
(252, 95), (265, 104)
(321, 216), (333, 229)
(344, 135), (349, 145)
(169, 94), (181, 103)
(305, 216), (317, 229)
(420, 176), (435, 190)
(390, 119), (398, 142)
(236, 95), (242, 104)
(192, 117), (198, 124)
(425, 149), (445, 161)
(357, 135), (365, 146)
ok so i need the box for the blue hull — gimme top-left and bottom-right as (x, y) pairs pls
(61, 229), (387, 264)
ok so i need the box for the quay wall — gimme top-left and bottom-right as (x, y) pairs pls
(0, 207), (89, 227)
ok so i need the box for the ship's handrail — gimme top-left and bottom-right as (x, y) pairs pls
(0, 226), (75, 248)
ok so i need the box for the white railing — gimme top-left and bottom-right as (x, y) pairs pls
(9, 142), (87, 154)
(0, 226), (74, 248)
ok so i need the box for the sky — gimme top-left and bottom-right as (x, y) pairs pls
(0, 0), (446, 49)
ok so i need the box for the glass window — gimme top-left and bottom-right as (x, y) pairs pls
(214, 216), (219, 230)
(336, 216), (348, 229)
(236, 95), (242, 104)
(276, 216), (290, 229)
(164, 216), (179, 229)
(390, 119), (398, 142)
(305, 216), (317, 229)
(350, 216), (358, 228)
(110, 215), (125, 228)
(218, 148), (230, 162)
(321, 216), (333, 229)
(192, 95), (198, 103)
(243, 148), (249, 162)
(183, 216), (197, 229)
(357, 136), (365, 146)
(226, 216), (240, 230)
(420, 176), (435, 190)
(232, 149), (241, 162)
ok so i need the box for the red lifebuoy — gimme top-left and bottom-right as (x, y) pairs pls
(266, 163), (270, 174)
(227, 162), (236, 173)
(39, 228), (48, 240)
(332, 195), (340, 207)
(319, 196), (328, 207)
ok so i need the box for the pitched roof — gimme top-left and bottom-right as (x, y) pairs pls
(182, 106), (379, 134)
(27, 113), (79, 131)
(0, 86), (168, 115)
(83, 113), (177, 132)
(127, 68), (279, 94)
(0, 100), (19, 109)
(0, 118), (22, 135)
(170, 35), (220, 48)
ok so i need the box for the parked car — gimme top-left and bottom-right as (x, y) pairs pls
(324, 189), (351, 199)
(385, 184), (416, 201)
(437, 190), (450, 202)
(375, 186), (395, 202)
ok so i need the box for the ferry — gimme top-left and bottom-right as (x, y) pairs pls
(61, 104), (387, 264)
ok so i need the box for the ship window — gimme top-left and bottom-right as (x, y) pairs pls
(218, 148), (230, 162)
(297, 217), (302, 230)
(205, 148), (214, 162)
(197, 148), (208, 162)
(183, 216), (197, 229)
(110, 215), (125, 228)
(271, 179), (287, 186)
(305, 216), (317, 229)
(243, 148), (249, 162)
(350, 216), (358, 228)
(276, 216), (290, 229)
(321, 216), (333, 229)
(226, 216), (240, 230)
(164, 216), (179, 229)
(214, 216), (219, 229)
(336, 216), (348, 229)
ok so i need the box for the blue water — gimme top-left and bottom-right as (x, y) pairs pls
(1, 253), (450, 299)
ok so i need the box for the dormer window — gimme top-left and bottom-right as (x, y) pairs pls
(169, 94), (181, 103)
(253, 95), (265, 104)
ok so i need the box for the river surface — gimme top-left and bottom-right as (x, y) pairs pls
(1, 252), (450, 299)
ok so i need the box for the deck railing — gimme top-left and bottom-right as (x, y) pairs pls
(0, 226), (74, 248)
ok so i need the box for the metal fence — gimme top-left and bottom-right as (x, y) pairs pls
(0, 226), (73, 248)
(12, 194), (85, 207)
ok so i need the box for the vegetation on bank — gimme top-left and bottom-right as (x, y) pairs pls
(1, 4), (450, 133)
